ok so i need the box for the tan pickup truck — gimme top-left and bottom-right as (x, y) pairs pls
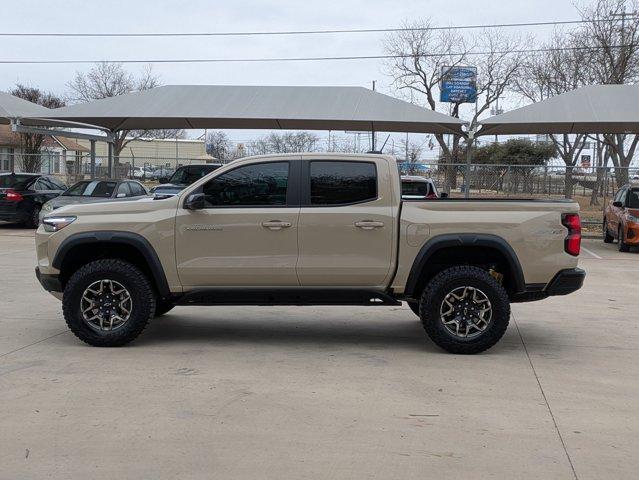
(35, 153), (585, 354)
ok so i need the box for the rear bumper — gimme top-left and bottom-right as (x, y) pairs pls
(545, 268), (586, 296)
(35, 267), (63, 293)
(512, 268), (585, 303)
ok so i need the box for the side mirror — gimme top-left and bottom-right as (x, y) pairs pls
(184, 193), (206, 210)
(440, 192), (449, 198)
(159, 177), (169, 184)
(613, 201), (624, 208)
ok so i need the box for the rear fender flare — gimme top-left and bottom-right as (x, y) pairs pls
(404, 233), (525, 298)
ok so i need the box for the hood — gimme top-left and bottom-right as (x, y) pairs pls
(48, 196), (116, 209)
(51, 196), (173, 217)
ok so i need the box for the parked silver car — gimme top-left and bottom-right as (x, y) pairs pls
(39, 179), (148, 222)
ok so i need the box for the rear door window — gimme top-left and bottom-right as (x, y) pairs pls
(309, 161), (377, 205)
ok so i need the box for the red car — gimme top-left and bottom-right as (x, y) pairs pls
(603, 184), (639, 252)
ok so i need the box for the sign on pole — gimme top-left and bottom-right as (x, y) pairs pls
(440, 66), (477, 103)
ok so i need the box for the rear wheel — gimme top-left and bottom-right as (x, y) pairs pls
(24, 204), (41, 229)
(603, 218), (614, 243)
(619, 225), (630, 252)
(62, 259), (156, 347)
(419, 266), (510, 354)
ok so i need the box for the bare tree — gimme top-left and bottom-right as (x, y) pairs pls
(384, 20), (525, 191)
(67, 62), (185, 165)
(579, 0), (639, 186)
(513, 31), (591, 197)
(10, 84), (65, 173)
(206, 131), (235, 161)
(248, 132), (320, 155)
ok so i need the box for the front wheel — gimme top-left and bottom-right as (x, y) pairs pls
(419, 266), (510, 354)
(619, 226), (630, 252)
(62, 259), (156, 347)
(24, 204), (41, 229)
(603, 219), (614, 243)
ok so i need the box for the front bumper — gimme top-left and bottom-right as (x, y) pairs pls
(35, 267), (63, 293)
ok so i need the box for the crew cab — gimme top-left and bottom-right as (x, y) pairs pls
(35, 153), (585, 354)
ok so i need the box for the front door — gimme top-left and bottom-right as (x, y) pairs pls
(297, 159), (395, 287)
(175, 160), (301, 287)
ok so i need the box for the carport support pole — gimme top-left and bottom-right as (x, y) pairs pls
(90, 140), (96, 179)
(465, 129), (475, 199)
(107, 141), (113, 178)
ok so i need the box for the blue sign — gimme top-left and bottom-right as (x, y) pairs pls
(440, 66), (477, 104)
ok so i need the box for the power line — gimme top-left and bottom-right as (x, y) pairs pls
(0, 44), (637, 65)
(0, 18), (636, 38)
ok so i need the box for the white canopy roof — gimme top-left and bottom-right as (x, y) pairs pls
(479, 84), (639, 136)
(0, 92), (51, 124)
(35, 85), (466, 135)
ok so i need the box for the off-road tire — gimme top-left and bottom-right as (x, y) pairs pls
(62, 259), (156, 347)
(618, 226), (630, 252)
(407, 301), (420, 317)
(603, 219), (614, 243)
(419, 266), (510, 354)
(154, 298), (175, 317)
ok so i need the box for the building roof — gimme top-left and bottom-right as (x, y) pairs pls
(479, 84), (639, 135)
(36, 85), (466, 135)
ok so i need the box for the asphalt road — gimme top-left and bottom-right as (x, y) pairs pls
(0, 227), (637, 480)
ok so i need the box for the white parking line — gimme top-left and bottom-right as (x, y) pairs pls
(582, 247), (603, 259)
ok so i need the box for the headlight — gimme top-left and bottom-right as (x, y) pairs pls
(42, 216), (76, 232)
(628, 214), (639, 224)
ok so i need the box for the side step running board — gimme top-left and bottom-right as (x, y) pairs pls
(175, 288), (401, 307)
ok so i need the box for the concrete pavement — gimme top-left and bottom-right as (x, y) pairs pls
(0, 228), (637, 479)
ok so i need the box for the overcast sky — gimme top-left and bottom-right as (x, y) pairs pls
(1, 0), (584, 156)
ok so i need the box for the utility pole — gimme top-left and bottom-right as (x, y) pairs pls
(371, 80), (377, 152)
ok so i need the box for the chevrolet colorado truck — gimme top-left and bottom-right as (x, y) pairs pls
(35, 153), (585, 354)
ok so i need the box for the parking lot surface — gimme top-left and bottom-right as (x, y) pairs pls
(1, 226), (637, 480)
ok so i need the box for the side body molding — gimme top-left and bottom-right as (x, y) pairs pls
(52, 231), (171, 297)
(403, 233), (526, 298)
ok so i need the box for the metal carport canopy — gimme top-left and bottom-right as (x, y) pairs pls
(478, 84), (639, 136)
(34, 85), (466, 135)
(0, 91), (52, 124)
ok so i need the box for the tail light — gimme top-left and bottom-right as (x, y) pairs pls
(562, 213), (581, 256)
(5, 190), (23, 202)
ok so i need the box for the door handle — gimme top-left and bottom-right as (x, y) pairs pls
(355, 220), (385, 230)
(262, 220), (292, 230)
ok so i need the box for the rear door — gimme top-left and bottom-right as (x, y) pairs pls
(297, 159), (394, 287)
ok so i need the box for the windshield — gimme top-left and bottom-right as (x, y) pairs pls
(63, 181), (117, 198)
(402, 181), (433, 197)
(628, 188), (639, 208)
(168, 165), (220, 185)
(0, 174), (36, 190)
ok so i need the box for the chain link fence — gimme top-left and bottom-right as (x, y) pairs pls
(2, 151), (637, 208)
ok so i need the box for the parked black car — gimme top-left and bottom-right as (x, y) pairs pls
(0, 173), (66, 228)
(150, 164), (222, 197)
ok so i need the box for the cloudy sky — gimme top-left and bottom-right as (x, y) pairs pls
(1, 0), (584, 156)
